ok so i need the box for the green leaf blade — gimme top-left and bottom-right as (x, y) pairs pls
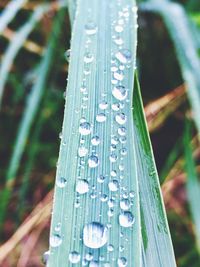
(48, 0), (141, 266)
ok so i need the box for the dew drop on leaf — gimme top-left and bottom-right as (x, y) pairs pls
(119, 211), (135, 228)
(49, 234), (62, 247)
(79, 122), (91, 135)
(108, 180), (119, 191)
(115, 49), (132, 64)
(117, 257), (127, 267)
(85, 22), (98, 35)
(56, 177), (67, 188)
(115, 113), (127, 125)
(69, 251), (81, 263)
(96, 113), (106, 122)
(76, 179), (89, 194)
(112, 85), (128, 101)
(88, 155), (99, 168)
(83, 222), (108, 249)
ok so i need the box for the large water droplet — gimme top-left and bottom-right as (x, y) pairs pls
(76, 179), (89, 194)
(108, 180), (119, 191)
(96, 113), (106, 122)
(115, 49), (132, 64)
(69, 251), (81, 263)
(64, 49), (71, 62)
(88, 155), (99, 168)
(50, 234), (62, 247)
(79, 122), (91, 135)
(117, 257), (127, 267)
(115, 113), (127, 125)
(83, 222), (108, 249)
(85, 22), (98, 35)
(97, 175), (105, 183)
(112, 86), (128, 101)
(119, 211), (135, 228)
(56, 177), (67, 188)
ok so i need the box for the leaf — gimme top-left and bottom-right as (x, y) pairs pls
(0, 0), (27, 34)
(140, 1), (200, 135)
(48, 0), (141, 266)
(133, 75), (177, 267)
(0, 4), (51, 106)
(184, 120), (200, 252)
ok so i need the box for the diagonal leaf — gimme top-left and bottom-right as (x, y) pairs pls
(0, 0), (27, 34)
(0, 4), (51, 106)
(141, 1), (200, 135)
(184, 120), (200, 252)
(48, 0), (141, 266)
(133, 75), (177, 267)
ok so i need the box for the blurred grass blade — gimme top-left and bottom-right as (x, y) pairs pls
(0, 9), (66, 229)
(48, 0), (141, 266)
(0, 4), (51, 107)
(0, 0), (27, 34)
(133, 75), (177, 267)
(141, 1), (200, 135)
(184, 120), (200, 251)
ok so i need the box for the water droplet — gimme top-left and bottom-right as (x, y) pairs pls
(84, 52), (94, 63)
(115, 49), (132, 65)
(50, 234), (62, 247)
(113, 70), (124, 81)
(83, 222), (108, 249)
(88, 155), (99, 168)
(115, 113), (127, 125)
(108, 180), (119, 191)
(119, 211), (135, 228)
(69, 251), (81, 263)
(64, 49), (71, 62)
(111, 136), (119, 145)
(109, 153), (118, 163)
(78, 146), (88, 157)
(107, 244), (114, 252)
(115, 25), (123, 33)
(129, 191), (135, 198)
(118, 127), (126, 136)
(56, 177), (67, 188)
(108, 198), (115, 208)
(42, 250), (50, 265)
(114, 37), (124, 45)
(99, 101), (108, 110)
(96, 113), (106, 122)
(76, 179), (89, 194)
(97, 175), (105, 183)
(85, 22), (98, 35)
(100, 194), (108, 202)
(85, 252), (93, 261)
(112, 86), (128, 101)
(89, 261), (99, 267)
(120, 199), (130, 210)
(117, 257), (127, 266)
(91, 136), (100, 146)
(120, 148), (127, 156)
(79, 122), (91, 135)
(112, 103), (120, 111)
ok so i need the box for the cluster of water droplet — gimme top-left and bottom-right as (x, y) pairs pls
(48, 2), (138, 266)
